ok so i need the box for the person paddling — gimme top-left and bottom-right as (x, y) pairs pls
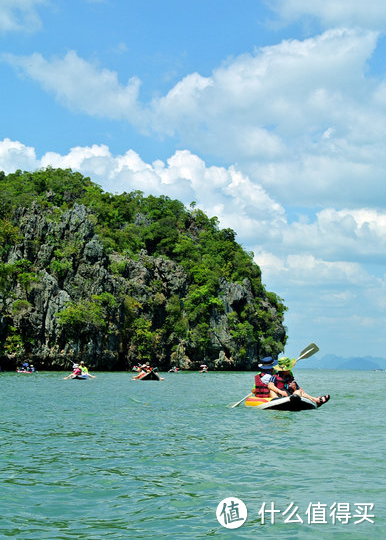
(63, 364), (82, 379)
(253, 357), (288, 399)
(131, 364), (164, 380)
(79, 361), (96, 378)
(274, 357), (330, 406)
(132, 364), (149, 380)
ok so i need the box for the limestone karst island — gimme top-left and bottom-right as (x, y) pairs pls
(0, 168), (287, 372)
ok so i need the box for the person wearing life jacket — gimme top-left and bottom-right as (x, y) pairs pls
(274, 358), (300, 395)
(79, 361), (96, 378)
(274, 357), (330, 406)
(253, 357), (288, 399)
(63, 364), (82, 379)
(168, 366), (180, 372)
(132, 363), (150, 380)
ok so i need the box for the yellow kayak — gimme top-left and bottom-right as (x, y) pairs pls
(245, 394), (317, 411)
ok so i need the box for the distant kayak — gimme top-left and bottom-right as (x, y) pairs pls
(245, 394), (317, 411)
(16, 370), (34, 374)
(133, 370), (162, 381)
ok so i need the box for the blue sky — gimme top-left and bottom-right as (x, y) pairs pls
(1, 0), (386, 360)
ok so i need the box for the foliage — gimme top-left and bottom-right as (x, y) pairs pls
(129, 317), (161, 361)
(0, 167), (287, 366)
(56, 299), (106, 334)
(0, 219), (20, 260)
(0, 262), (14, 296)
(12, 299), (33, 315)
(2, 326), (23, 355)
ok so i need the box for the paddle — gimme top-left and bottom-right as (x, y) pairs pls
(296, 342), (319, 362)
(229, 392), (254, 409)
(228, 342), (319, 408)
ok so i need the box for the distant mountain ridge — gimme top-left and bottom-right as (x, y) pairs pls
(297, 354), (386, 370)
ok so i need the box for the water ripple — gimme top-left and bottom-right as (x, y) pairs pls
(0, 370), (384, 539)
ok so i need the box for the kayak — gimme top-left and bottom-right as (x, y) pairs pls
(73, 375), (88, 380)
(16, 370), (34, 373)
(245, 394), (317, 411)
(134, 371), (161, 381)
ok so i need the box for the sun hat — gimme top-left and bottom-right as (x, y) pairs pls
(258, 357), (278, 370)
(274, 357), (297, 372)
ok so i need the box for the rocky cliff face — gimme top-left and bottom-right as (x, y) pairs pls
(0, 202), (286, 371)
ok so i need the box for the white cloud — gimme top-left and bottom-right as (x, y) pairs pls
(0, 0), (46, 33)
(4, 138), (386, 267)
(255, 250), (386, 356)
(4, 27), (385, 211)
(255, 252), (372, 292)
(150, 28), (378, 145)
(271, 0), (386, 30)
(148, 28), (386, 208)
(2, 0), (386, 360)
(2, 137), (386, 355)
(0, 138), (285, 246)
(40, 144), (285, 238)
(0, 138), (39, 172)
(281, 209), (386, 263)
(3, 51), (144, 125)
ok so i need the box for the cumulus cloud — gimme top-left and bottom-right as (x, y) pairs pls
(2, 1), (386, 359)
(271, 0), (386, 30)
(4, 27), (385, 210)
(4, 138), (386, 268)
(0, 138), (39, 172)
(2, 137), (386, 355)
(152, 28), (378, 136)
(0, 0), (46, 33)
(39, 143), (285, 241)
(3, 51), (144, 125)
(280, 209), (386, 263)
(254, 250), (386, 356)
(0, 138), (287, 250)
(149, 28), (379, 155)
(149, 28), (385, 207)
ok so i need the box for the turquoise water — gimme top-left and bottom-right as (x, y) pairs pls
(0, 369), (384, 539)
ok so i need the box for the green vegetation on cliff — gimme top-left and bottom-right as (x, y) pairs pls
(0, 168), (287, 370)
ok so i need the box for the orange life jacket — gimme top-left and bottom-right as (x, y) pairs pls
(253, 373), (271, 397)
(275, 373), (298, 393)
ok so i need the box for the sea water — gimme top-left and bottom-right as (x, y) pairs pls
(0, 369), (384, 539)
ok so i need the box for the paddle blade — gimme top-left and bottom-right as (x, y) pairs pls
(297, 343), (319, 360)
(229, 392), (253, 408)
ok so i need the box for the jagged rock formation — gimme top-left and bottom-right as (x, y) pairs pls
(0, 169), (287, 370)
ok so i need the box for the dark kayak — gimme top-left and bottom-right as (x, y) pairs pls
(245, 394), (317, 411)
(134, 370), (161, 381)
